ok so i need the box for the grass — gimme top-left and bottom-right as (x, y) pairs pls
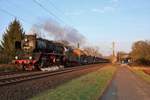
(130, 67), (150, 83)
(31, 66), (116, 100)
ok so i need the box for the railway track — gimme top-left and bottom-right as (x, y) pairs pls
(0, 71), (35, 77)
(0, 64), (102, 86)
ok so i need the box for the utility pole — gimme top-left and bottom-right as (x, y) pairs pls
(112, 42), (115, 57)
(77, 43), (80, 48)
(112, 41), (117, 63)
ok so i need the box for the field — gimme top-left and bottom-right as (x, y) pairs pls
(31, 65), (116, 100)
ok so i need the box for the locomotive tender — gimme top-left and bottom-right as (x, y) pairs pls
(13, 35), (108, 71)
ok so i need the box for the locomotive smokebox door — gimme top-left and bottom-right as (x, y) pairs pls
(15, 41), (21, 49)
(22, 35), (36, 52)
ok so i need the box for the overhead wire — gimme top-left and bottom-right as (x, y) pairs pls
(47, 0), (75, 27)
(33, 0), (66, 25)
(0, 0), (76, 31)
(48, 0), (67, 18)
(0, 8), (31, 26)
(1, 0), (75, 27)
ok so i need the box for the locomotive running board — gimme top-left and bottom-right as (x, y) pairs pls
(40, 65), (64, 71)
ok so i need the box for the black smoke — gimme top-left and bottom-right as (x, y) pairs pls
(30, 18), (86, 46)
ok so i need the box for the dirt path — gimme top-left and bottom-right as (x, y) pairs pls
(100, 65), (150, 100)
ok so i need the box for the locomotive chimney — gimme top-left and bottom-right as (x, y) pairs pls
(77, 43), (80, 48)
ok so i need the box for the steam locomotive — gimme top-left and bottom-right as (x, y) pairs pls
(13, 35), (109, 71)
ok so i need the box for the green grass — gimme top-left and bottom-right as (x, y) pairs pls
(132, 68), (150, 83)
(31, 66), (116, 100)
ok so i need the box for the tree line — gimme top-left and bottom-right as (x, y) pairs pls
(0, 19), (25, 63)
(0, 19), (149, 65)
(130, 40), (150, 65)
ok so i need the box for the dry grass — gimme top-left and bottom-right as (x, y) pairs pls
(129, 66), (150, 83)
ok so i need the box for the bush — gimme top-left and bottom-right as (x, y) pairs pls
(131, 40), (150, 65)
(0, 53), (12, 64)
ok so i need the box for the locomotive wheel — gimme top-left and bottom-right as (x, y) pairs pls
(38, 59), (45, 70)
(20, 65), (25, 70)
(22, 65), (35, 71)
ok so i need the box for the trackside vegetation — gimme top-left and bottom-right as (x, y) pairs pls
(130, 40), (150, 65)
(131, 67), (150, 83)
(0, 19), (25, 64)
(0, 65), (18, 72)
(31, 66), (116, 100)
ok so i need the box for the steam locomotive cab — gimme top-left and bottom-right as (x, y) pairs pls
(13, 35), (66, 71)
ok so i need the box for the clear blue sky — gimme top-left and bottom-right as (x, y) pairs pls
(0, 0), (150, 55)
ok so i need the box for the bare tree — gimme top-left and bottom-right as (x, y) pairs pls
(83, 46), (102, 57)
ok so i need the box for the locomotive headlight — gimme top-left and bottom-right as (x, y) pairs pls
(25, 38), (28, 42)
(15, 56), (18, 60)
(29, 56), (32, 60)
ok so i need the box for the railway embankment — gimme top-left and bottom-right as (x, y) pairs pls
(0, 64), (107, 100)
(31, 65), (116, 100)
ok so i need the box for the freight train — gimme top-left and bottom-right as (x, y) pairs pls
(12, 35), (109, 71)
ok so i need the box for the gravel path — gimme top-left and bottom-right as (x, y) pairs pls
(100, 65), (150, 100)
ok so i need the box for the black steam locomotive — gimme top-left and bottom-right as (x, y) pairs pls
(13, 35), (109, 71)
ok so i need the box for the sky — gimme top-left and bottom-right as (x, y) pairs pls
(0, 0), (150, 55)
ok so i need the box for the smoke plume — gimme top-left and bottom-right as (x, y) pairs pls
(30, 18), (86, 46)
